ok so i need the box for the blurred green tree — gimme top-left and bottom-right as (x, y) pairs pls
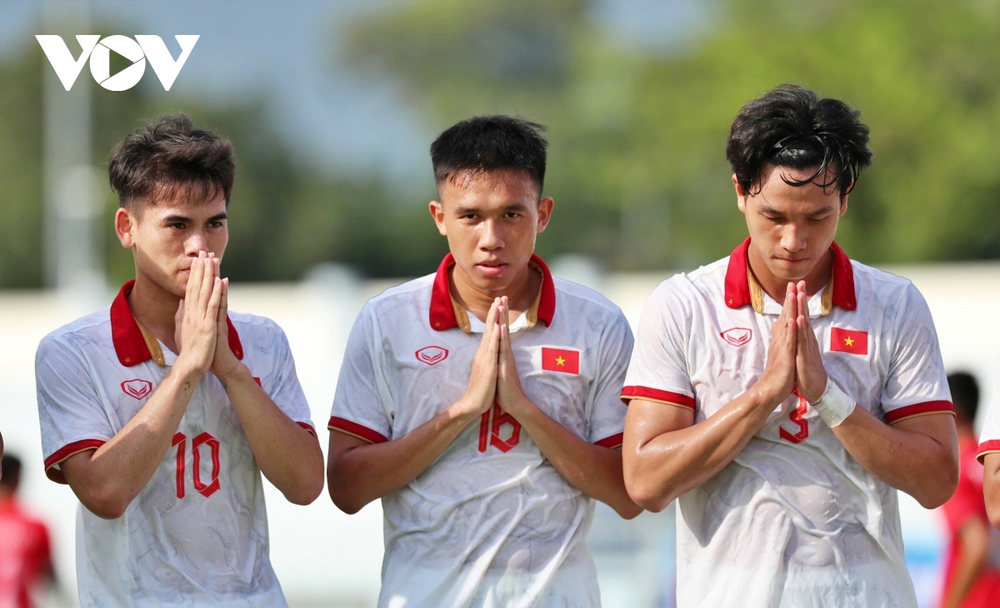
(338, 0), (1000, 269)
(0, 35), (445, 288)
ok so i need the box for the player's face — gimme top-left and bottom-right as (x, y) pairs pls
(430, 170), (553, 301)
(736, 164), (848, 297)
(115, 188), (229, 299)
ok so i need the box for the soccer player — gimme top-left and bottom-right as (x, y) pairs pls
(943, 373), (1000, 608)
(327, 115), (639, 607)
(35, 114), (324, 606)
(622, 84), (959, 607)
(0, 454), (56, 608)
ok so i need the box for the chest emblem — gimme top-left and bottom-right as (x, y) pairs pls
(830, 327), (868, 355)
(720, 327), (753, 347)
(121, 378), (153, 400)
(542, 347), (580, 374)
(415, 346), (449, 366)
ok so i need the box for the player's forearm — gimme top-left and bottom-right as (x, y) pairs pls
(624, 388), (782, 512)
(327, 401), (481, 514)
(62, 363), (203, 518)
(831, 409), (958, 508)
(216, 364), (324, 505)
(511, 402), (641, 519)
(984, 456), (1000, 529)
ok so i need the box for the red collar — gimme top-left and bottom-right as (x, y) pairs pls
(429, 253), (556, 331)
(110, 279), (245, 367)
(723, 237), (857, 311)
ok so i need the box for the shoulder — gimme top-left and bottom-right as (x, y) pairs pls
(646, 256), (728, 309)
(360, 273), (436, 317)
(850, 260), (929, 312)
(553, 277), (624, 319)
(227, 310), (286, 339)
(37, 307), (111, 358)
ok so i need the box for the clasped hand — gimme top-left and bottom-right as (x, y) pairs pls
(760, 280), (828, 405)
(461, 296), (531, 419)
(173, 251), (241, 380)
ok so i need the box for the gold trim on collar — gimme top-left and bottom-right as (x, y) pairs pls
(452, 299), (472, 334)
(135, 321), (166, 367)
(449, 262), (545, 334)
(746, 268), (835, 316)
(820, 275), (834, 316)
(747, 267), (765, 314)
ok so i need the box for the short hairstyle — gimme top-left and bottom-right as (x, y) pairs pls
(108, 113), (236, 213)
(1, 453), (21, 488)
(948, 371), (980, 423)
(430, 115), (548, 196)
(726, 84), (872, 197)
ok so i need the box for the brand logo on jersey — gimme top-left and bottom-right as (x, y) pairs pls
(121, 378), (153, 400)
(415, 346), (449, 366)
(720, 327), (753, 347)
(830, 327), (868, 355)
(36, 34), (199, 91)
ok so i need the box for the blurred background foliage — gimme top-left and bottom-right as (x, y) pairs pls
(4, 0), (1000, 289)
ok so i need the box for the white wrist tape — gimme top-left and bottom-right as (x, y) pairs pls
(809, 378), (856, 427)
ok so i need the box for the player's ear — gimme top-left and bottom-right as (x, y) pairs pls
(429, 201), (447, 236)
(733, 174), (748, 213)
(115, 208), (137, 248)
(840, 187), (850, 217)
(536, 197), (554, 233)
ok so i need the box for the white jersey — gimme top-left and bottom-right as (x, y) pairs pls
(977, 363), (1000, 461)
(36, 280), (316, 608)
(622, 239), (952, 608)
(330, 254), (633, 608)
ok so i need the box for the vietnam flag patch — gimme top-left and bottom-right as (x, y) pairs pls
(541, 347), (580, 374)
(830, 327), (868, 355)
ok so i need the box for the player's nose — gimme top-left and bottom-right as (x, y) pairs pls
(479, 220), (504, 250)
(779, 223), (806, 252)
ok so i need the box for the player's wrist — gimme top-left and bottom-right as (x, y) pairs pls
(212, 361), (250, 387)
(808, 378), (856, 427)
(171, 354), (209, 382)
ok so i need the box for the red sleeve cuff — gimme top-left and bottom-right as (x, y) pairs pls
(621, 386), (695, 410)
(43, 439), (106, 484)
(884, 400), (954, 424)
(328, 416), (388, 444)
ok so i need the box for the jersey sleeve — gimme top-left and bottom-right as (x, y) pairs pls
(263, 322), (315, 436)
(621, 277), (696, 411)
(880, 283), (954, 424)
(978, 359), (1000, 461)
(587, 309), (634, 447)
(329, 304), (392, 444)
(35, 334), (112, 483)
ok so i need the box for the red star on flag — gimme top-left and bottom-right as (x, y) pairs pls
(830, 327), (868, 355)
(541, 347), (580, 374)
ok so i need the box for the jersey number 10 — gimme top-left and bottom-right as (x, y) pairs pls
(171, 432), (222, 498)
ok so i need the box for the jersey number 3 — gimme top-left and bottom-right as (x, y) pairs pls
(478, 402), (521, 453)
(171, 432), (222, 498)
(779, 393), (810, 444)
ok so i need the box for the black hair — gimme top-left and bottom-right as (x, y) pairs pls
(726, 84), (872, 196)
(948, 371), (980, 423)
(1, 453), (21, 487)
(430, 115), (548, 195)
(108, 113), (236, 213)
